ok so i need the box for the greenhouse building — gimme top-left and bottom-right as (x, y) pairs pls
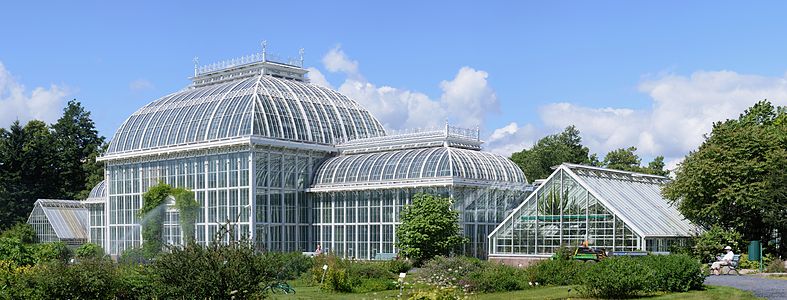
(37, 50), (531, 258)
(27, 199), (90, 245)
(488, 163), (698, 264)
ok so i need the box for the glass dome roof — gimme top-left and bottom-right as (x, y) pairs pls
(107, 75), (386, 154)
(87, 180), (106, 200)
(312, 147), (527, 186)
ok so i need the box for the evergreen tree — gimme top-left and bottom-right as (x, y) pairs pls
(0, 122), (27, 229)
(51, 100), (105, 199)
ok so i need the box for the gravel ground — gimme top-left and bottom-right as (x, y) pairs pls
(705, 275), (787, 300)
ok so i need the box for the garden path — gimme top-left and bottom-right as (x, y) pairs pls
(705, 275), (786, 300)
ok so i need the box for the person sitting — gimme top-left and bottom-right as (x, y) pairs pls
(710, 246), (734, 275)
(314, 243), (322, 255)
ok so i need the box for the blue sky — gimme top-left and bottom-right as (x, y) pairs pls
(3, 1), (787, 168)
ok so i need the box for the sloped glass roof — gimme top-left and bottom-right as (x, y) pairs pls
(28, 199), (89, 242)
(107, 75), (386, 154)
(312, 147), (526, 186)
(568, 164), (696, 237)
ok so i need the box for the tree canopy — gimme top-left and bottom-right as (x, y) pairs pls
(663, 100), (787, 256)
(0, 100), (105, 230)
(510, 126), (669, 180)
(510, 125), (591, 181)
(395, 193), (467, 265)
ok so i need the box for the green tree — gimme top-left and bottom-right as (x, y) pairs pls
(395, 193), (467, 265)
(51, 100), (105, 200)
(0, 121), (29, 229)
(646, 156), (670, 176)
(598, 147), (669, 176)
(0, 121), (62, 229)
(602, 146), (641, 172)
(510, 125), (591, 181)
(663, 100), (787, 256)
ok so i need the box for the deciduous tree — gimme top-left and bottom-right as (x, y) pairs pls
(663, 100), (787, 256)
(510, 125), (591, 181)
(396, 193), (466, 265)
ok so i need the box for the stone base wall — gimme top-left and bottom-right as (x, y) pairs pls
(488, 255), (547, 267)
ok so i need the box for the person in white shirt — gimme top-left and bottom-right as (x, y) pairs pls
(711, 246), (735, 275)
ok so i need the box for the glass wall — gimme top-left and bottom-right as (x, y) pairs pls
(312, 186), (525, 259)
(107, 150), (252, 255)
(490, 170), (640, 255)
(88, 203), (105, 249)
(253, 148), (327, 253)
(28, 205), (59, 243)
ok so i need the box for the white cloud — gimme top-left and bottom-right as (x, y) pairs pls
(322, 45), (361, 80)
(307, 67), (332, 88)
(537, 70), (787, 167)
(0, 62), (68, 126)
(321, 45), (499, 131)
(485, 122), (538, 155)
(129, 79), (154, 92)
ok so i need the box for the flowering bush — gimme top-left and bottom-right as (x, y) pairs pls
(418, 256), (485, 291)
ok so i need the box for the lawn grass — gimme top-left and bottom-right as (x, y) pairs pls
(269, 282), (760, 300)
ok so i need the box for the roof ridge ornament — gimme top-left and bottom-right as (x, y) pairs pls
(299, 48), (305, 67)
(193, 56), (199, 77)
(261, 40), (267, 62)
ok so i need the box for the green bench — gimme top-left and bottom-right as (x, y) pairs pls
(373, 253), (397, 260)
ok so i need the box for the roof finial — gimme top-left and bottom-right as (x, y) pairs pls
(193, 56), (199, 76)
(299, 48), (305, 67)
(261, 40), (267, 62)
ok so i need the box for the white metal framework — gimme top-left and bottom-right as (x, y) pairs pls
(488, 164), (697, 257)
(83, 52), (529, 259)
(107, 67), (386, 155)
(27, 199), (89, 245)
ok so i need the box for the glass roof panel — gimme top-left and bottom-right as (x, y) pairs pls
(107, 75), (386, 155)
(312, 147), (527, 187)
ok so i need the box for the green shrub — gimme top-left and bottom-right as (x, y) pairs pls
(322, 266), (353, 292)
(0, 237), (34, 266)
(151, 240), (273, 299)
(34, 258), (117, 300)
(0, 260), (41, 299)
(641, 254), (704, 292)
(387, 258), (413, 274)
(766, 258), (786, 273)
(114, 264), (159, 300)
(348, 261), (392, 279)
(0, 223), (35, 243)
(579, 256), (655, 298)
(467, 263), (529, 293)
(258, 252), (314, 280)
(75, 242), (104, 259)
(309, 255), (398, 293)
(692, 226), (744, 263)
(32, 242), (71, 263)
(527, 257), (587, 286)
(408, 287), (462, 300)
(419, 256), (485, 289)
(118, 247), (150, 265)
